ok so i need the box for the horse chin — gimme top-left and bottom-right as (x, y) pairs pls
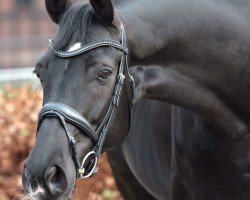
(22, 180), (76, 200)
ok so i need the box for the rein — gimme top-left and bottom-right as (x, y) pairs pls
(37, 23), (135, 178)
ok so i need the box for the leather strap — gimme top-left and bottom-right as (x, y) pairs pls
(48, 39), (128, 58)
(38, 102), (98, 144)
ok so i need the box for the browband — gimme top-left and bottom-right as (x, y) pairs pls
(48, 39), (128, 58)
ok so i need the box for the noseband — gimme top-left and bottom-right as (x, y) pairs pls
(37, 23), (135, 178)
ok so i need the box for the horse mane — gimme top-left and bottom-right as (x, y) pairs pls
(53, 3), (117, 51)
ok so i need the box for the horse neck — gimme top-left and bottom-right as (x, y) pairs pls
(116, 0), (250, 140)
(117, 0), (173, 59)
(117, 0), (250, 61)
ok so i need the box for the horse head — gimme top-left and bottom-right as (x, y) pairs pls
(22, 0), (134, 199)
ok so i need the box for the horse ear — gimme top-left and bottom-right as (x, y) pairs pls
(45, 0), (72, 24)
(89, 0), (114, 24)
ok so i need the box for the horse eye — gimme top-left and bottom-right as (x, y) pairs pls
(97, 69), (112, 80)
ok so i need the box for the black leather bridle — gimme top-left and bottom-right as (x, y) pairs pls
(37, 23), (135, 178)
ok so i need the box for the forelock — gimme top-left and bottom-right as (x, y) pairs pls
(52, 3), (118, 51)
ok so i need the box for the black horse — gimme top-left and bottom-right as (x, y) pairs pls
(22, 0), (250, 199)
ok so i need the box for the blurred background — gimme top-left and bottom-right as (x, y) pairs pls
(0, 0), (55, 69)
(0, 0), (122, 199)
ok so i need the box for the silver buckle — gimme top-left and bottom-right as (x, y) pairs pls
(79, 151), (98, 178)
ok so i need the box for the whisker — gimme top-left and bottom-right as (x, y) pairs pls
(60, 193), (68, 200)
(31, 85), (42, 103)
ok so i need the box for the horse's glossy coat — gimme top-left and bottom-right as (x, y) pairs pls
(22, 0), (250, 199)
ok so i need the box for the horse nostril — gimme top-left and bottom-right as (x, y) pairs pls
(44, 166), (67, 196)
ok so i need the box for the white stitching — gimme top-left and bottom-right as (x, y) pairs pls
(48, 40), (127, 58)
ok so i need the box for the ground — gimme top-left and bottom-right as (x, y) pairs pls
(0, 85), (123, 200)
